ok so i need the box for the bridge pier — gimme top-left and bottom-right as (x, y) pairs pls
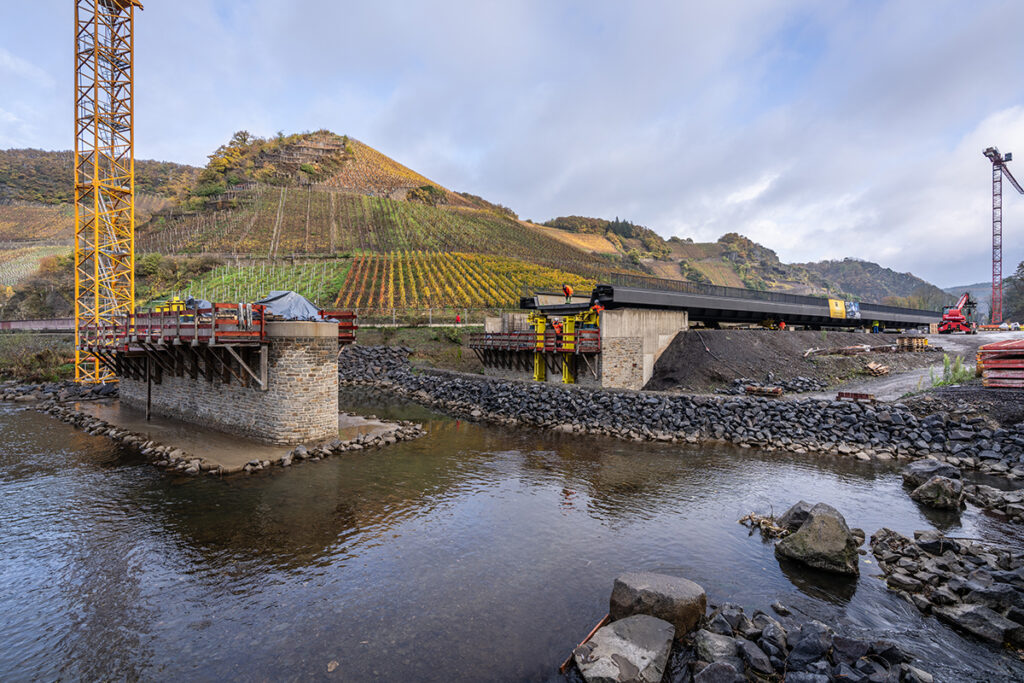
(118, 321), (339, 445)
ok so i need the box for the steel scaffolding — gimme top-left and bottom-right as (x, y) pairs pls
(73, 0), (142, 382)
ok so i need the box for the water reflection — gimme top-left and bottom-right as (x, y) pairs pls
(776, 557), (858, 605)
(2, 400), (1024, 681)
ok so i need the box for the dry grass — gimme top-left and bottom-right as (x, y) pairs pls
(528, 225), (620, 254)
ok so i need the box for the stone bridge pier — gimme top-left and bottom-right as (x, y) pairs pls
(118, 321), (339, 445)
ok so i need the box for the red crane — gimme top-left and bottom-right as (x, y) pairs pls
(938, 292), (977, 334)
(983, 147), (1024, 324)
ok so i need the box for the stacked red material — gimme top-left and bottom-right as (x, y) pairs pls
(978, 339), (1024, 388)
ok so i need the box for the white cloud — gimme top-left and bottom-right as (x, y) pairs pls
(3, 0), (1024, 287)
(0, 48), (54, 87)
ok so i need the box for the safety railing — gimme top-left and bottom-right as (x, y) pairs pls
(319, 309), (358, 344)
(79, 304), (268, 349)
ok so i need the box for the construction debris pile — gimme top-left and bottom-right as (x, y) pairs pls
(866, 361), (890, 376)
(871, 527), (1024, 648)
(717, 375), (829, 396)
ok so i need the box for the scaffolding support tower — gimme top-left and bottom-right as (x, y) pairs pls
(73, 0), (142, 382)
(983, 146), (1024, 325)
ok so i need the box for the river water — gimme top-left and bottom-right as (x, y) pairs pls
(2, 389), (1023, 682)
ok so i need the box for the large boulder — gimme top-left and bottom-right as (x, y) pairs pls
(609, 572), (707, 636)
(901, 459), (961, 489)
(774, 503), (860, 575)
(777, 500), (814, 532)
(910, 476), (964, 509)
(574, 614), (674, 683)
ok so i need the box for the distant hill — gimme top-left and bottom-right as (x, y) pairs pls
(799, 258), (950, 309)
(0, 148), (198, 205)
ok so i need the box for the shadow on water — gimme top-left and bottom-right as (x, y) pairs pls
(2, 399), (1024, 681)
(776, 557), (858, 605)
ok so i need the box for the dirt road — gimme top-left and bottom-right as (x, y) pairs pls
(804, 331), (1022, 402)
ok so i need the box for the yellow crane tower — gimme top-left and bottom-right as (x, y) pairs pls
(73, 0), (142, 382)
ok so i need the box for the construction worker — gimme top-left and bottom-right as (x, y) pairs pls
(778, 321), (786, 331)
(562, 283), (574, 303)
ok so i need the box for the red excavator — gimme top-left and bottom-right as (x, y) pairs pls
(938, 293), (977, 334)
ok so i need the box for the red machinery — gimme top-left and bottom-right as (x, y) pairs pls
(938, 292), (977, 334)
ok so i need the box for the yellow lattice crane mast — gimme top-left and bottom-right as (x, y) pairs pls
(73, 0), (142, 382)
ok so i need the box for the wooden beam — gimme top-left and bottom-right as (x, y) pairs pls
(205, 346), (247, 387)
(224, 344), (265, 389)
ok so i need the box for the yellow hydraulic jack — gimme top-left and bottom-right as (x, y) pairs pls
(529, 309), (600, 384)
(530, 312), (547, 382)
(561, 316), (576, 384)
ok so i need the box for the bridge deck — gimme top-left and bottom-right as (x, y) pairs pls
(523, 284), (941, 328)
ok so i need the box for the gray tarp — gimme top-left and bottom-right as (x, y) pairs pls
(185, 296), (212, 310)
(254, 290), (323, 321)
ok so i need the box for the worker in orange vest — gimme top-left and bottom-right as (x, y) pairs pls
(562, 283), (574, 303)
(779, 321), (786, 331)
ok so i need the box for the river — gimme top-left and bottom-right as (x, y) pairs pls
(1, 389), (1022, 681)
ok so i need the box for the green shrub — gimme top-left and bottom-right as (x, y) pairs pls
(931, 354), (973, 387)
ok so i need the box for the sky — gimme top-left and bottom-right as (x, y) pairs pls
(3, 1), (1024, 288)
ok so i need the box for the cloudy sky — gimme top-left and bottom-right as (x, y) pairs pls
(3, 1), (1024, 287)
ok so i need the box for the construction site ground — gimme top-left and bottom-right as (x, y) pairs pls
(645, 329), (1024, 399)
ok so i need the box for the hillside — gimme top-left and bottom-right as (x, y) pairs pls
(0, 148), (198, 205)
(189, 130), (470, 208)
(801, 258), (951, 309)
(0, 130), (951, 315)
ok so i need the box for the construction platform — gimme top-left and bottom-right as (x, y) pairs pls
(78, 304), (357, 444)
(470, 307), (688, 390)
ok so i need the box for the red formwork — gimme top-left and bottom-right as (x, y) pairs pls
(318, 310), (358, 344)
(977, 339), (1024, 388)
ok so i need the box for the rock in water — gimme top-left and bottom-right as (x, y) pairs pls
(777, 501), (814, 532)
(574, 614), (674, 683)
(901, 459), (961, 489)
(774, 503), (860, 575)
(932, 603), (1024, 646)
(909, 475), (964, 509)
(609, 572), (707, 636)
(693, 661), (744, 682)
